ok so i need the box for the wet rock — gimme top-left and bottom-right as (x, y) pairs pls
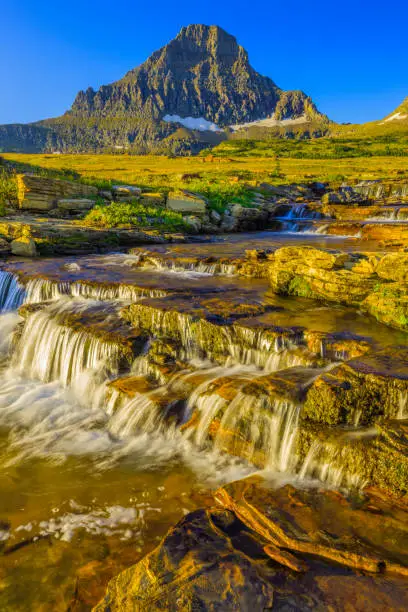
(375, 252), (408, 282)
(266, 246), (408, 330)
(94, 508), (275, 611)
(305, 330), (372, 361)
(296, 419), (408, 495)
(216, 476), (408, 578)
(268, 247), (374, 306)
(303, 346), (408, 425)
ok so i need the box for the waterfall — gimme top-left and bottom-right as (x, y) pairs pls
(186, 385), (300, 471)
(25, 277), (166, 303)
(142, 256), (238, 276)
(0, 271), (26, 312)
(354, 181), (408, 200)
(13, 300), (127, 386)
(298, 439), (367, 490)
(179, 365), (301, 472)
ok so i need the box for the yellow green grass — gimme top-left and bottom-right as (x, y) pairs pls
(3, 153), (408, 194)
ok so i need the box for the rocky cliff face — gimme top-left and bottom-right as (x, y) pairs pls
(0, 24), (323, 153)
(70, 24), (314, 127)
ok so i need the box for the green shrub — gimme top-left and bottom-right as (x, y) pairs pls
(186, 179), (253, 213)
(84, 200), (187, 230)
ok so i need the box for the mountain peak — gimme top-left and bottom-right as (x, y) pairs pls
(70, 23), (320, 128)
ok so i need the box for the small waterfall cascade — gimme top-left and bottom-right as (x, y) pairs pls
(13, 299), (128, 386)
(142, 255), (238, 276)
(184, 381), (300, 472)
(282, 204), (322, 220)
(298, 438), (368, 490)
(276, 205), (323, 233)
(25, 277), (166, 304)
(128, 305), (312, 370)
(354, 181), (408, 200)
(0, 271), (26, 312)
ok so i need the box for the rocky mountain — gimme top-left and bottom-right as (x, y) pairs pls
(0, 24), (326, 154)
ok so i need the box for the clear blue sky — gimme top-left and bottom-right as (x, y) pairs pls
(2, 0), (407, 125)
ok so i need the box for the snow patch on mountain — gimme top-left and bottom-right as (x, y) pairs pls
(163, 114), (221, 132)
(230, 114), (308, 131)
(384, 112), (408, 123)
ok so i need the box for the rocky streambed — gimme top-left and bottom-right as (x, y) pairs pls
(0, 230), (407, 609)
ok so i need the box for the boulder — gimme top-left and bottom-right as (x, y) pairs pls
(98, 190), (113, 201)
(220, 215), (239, 232)
(321, 192), (343, 204)
(167, 191), (206, 214)
(112, 185), (141, 199)
(210, 209), (222, 224)
(303, 346), (408, 425)
(17, 174), (97, 211)
(11, 236), (38, 257)
(57, 198), (95, 211)
(94, 508), (275, 611)
(183, 215), (202, 233)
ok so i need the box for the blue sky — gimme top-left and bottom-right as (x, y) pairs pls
(1, 0), (407, 125)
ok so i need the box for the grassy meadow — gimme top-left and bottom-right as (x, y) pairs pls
(2, 152), (408, 195)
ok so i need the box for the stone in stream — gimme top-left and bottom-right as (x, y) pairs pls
(267, 246), (408, 330)
(303, 346), (408, 426)
(296, 418), (408, 495)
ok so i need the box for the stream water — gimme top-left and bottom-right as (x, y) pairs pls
(0, 232), (407, 610)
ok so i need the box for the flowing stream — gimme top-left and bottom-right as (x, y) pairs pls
(0, 239), (407, 610)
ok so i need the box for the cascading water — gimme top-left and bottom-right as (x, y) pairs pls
(25, 277), (166, 303)
(297, 438), (368, 490)
(276, 205), (324, 232)
(354, 181), (408, 200)
(13, 299), (126, 386)
(0, 271), (26, 312)
(141, 255), (238, 276)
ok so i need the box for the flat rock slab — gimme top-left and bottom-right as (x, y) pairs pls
(167, 191), (207, 214)
(17, 174), (97, 211)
